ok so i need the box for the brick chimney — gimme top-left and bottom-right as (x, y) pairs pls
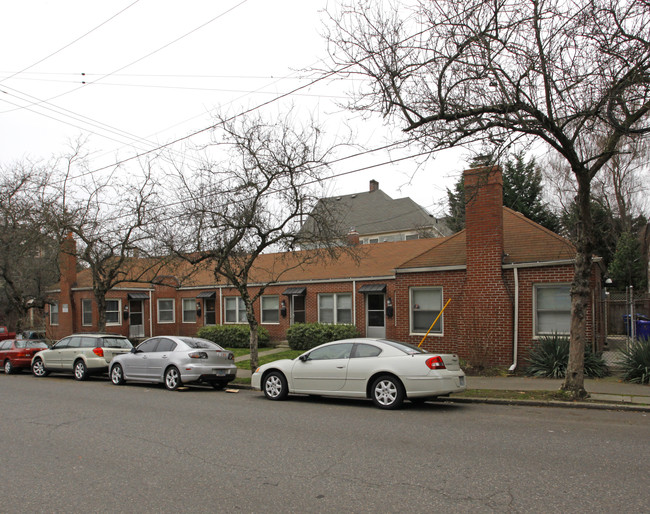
(369, 179), (379, 192)
(57, 232), (77, 335)
(347, 227), (360, 245)
(457, 165), (512, 366)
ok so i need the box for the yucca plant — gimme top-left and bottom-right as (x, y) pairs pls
(525, 334), (609, 378)
(618, 338), (650, 384)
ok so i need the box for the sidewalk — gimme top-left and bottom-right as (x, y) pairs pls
(233, 349), (650, 411)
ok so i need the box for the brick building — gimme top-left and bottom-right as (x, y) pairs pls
(46, 166), (604, 369)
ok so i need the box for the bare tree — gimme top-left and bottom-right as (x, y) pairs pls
(0, 161), (59, 330)
(327, 0), (650, 397)
(47, 145), (167, 332)
(161, 112), (351, 370)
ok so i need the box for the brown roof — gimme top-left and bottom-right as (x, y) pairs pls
(71, 238), (439, 290)
(398, 208), (575, 269)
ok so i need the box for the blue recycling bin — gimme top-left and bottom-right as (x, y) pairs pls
(623, 314), (650, 339)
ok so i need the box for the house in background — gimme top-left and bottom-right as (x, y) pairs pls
(46, 167), (604, 369)
(298, 179), (452, 246)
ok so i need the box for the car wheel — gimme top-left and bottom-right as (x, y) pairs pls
(164, 366), (182, 391)
(110, 364), (126, 385)
(73, 360), (88, 381)
(4, 360), (13, 374)
(263, 371), (288, 401)
(211, 381), (227, 390)
(371, 375), (405, 410)
(32, 358), (50, 377)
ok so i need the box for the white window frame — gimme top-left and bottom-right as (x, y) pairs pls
(50, 302), (59, 326)
(318, 293), (353, 325)
(82, 298), (92, 326)
(182, 298), (197, 324)
(106, 299), (121, 326)
(224, 297), (247, 324)
(533, 283), (571, 337)
(261, 295), (280, 324)
(157, 298), (175, 324)
(409, 287), (443, 336)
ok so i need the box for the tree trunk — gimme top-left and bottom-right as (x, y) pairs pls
(248, 319), (259, 371)
(96, 292), (107, 332)
(562, 176), (593, 399)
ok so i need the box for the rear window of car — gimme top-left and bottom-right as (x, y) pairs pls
(179, 337), (222, 350)
(101, 337), (133, 349)
(380, 339), (428, 355)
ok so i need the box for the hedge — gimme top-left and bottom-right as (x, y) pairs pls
(196, 325), (271, 348)
(286, 323), (360, 351)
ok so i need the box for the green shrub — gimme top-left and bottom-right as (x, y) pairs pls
(525, 334), (609, 378)
(196, 325), (271, 349)
(618, 338), (650, 384)
(286, 323), (360, 351)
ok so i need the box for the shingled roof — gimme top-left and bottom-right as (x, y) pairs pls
(398, 207), (576, 270)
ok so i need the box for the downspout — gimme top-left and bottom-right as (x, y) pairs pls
(352, 280), (356, 327)
(509, 267), (519, 372)
(148, 290), (153, 337)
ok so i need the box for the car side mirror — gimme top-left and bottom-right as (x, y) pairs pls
(130, 347), (138, 354)
(299, 354), (309, 362)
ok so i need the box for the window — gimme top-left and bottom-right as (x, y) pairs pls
(225, 297), (247, 324)
(182, 298), (197, 323)
(535, 284), (571, 336)
(106, 299), (121, 326)
(137, 339), (159, 353)
(352, 343), (382, 358)
(205, 299), (216, 325)
(410, 287), (443, 334)
(50, 302), (59, 325)
(157, 299), (175, 323)
(156, 338), (177, 352)
(261, 296), (279, 324)
(82, 299), (92, 326)
(318, 294), (352, 324)
(308, 343), (353, 360)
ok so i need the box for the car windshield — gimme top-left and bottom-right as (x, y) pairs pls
(25, 341), (48, 349)
(179, 337), (222, 350)
(379, 339), (428, 355)
(102, 337), (133, 349)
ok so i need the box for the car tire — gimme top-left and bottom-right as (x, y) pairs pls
(32, 358), (50, 377)
(263, 371), (288, 401)
(73, 360), (89, 381)
(371, 375), (405, 410)
(110, 364), (126, 385)
(4, 360), (13, 374)
(164, 366), (182, 391)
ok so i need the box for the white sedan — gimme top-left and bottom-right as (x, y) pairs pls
(251, 338), (466, 409)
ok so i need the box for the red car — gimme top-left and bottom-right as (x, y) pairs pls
(0, 339), (49, 374)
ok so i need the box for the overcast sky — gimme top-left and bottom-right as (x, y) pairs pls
(1, 0), (464, 214)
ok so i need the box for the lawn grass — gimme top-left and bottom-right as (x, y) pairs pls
(234, 349), (303, 370)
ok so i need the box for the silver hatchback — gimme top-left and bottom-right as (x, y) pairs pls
(109, 336), (237, 390)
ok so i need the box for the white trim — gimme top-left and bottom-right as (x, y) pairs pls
(397, 265), (466, 274)
(532, 283), (571, 338)
(81, 298), (93, 326)
(105, 299), (122, 326)
(317, 293), (353, 325)
(157, 298), (175, 324)
(181, 298), (197, 324)
(409, 286), (444, 337)
(260, 295), (280, 325)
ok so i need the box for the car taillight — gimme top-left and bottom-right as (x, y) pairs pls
(189, 351), (208, 359)
(425, 356), (446, 370)
(228, 352), (234, 360)
(93, 347), (104, 357)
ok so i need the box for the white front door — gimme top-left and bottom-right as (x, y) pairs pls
(366, 293), (386, 338)
(129, 300), (145, 338)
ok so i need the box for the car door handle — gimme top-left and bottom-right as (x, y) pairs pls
(336, 366), (345, 369)
(162, 355), (168, 359)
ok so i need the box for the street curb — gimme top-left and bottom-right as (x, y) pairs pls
(440, 396), (650, 413)
(231, 384), (650, 411)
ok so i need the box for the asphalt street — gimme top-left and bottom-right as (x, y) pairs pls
(0, 373), (648, 513)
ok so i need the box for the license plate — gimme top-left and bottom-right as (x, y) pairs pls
(213, 369), (226, 376)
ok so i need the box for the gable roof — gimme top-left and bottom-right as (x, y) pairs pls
(398, 207), (576, 270)
(299, 188), (450, 239)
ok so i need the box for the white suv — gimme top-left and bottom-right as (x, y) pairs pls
(31, 333), (133, 381)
